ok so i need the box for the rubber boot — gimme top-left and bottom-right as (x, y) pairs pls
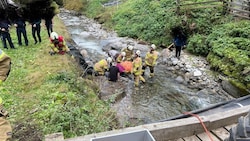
(0, 105), (8, 117)
(140, 75), (145, 83)
(134, 75), (139, 87)
(141, 66), (146, 76)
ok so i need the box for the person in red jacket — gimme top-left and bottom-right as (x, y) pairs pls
(49, 32), (69, 55)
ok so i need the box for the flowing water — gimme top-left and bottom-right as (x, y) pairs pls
(58, 10), (232, 125)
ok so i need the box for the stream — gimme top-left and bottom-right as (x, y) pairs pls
(58, 10), (232, 126)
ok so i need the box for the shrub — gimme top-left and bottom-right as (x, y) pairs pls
(206, 20), (250, 93)
(187, 34), (210, 56)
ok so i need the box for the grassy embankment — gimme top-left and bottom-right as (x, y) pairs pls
(1, 16), (117, 139)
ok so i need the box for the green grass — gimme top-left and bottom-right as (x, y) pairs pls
(1, 16), (117, 140)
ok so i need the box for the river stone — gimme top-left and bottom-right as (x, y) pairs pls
(100, 39), (111, 49)
(174, 65), (180, 70)
(80, 49), (88, 58)
(193, 69), (202, 77)
(160, 48), (171, 59)
(185, 72), (191, 79)
(171, 58), (179, 65)
(166, 66), (175, 71)
(221, 80), (242, 98)
(108, 50), (119, 58)
(96, 76), (127, 101)
(175, 76), (185, 83)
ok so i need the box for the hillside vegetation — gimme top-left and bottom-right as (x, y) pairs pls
(72, 0), (250, 94)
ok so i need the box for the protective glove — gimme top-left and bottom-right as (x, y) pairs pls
(0, 104), (9, 117)
(49, 51), (56, 56)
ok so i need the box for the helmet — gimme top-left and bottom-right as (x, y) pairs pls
(135, 50), (141, 56)
(50, 32), (59, 40)
(151, 44), (156, 50)
(107, 57), (112, 63)
(128, 45), (133, 51)
(121, 52), (126, 57)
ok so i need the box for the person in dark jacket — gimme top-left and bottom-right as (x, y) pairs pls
(45, 17), (53, 37)
(173, 29), (186, 59)
(14, 16), (28, 46)
(0, 19), (15, 49)
(31, 18), (41, 44)
(108, 62), (120, 82)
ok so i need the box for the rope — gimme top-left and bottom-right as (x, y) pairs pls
(184, 112), (214, 141)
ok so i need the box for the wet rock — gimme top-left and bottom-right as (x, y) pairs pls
(171, 58), (179, 65)
(80, 49), (88, 58)
(221, 80), (243, 98)
(98, 78), (127, 102)
(193, 69), (202, 77)
(175, 76), (185, 83)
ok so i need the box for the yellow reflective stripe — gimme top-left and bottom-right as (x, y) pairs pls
(0, 50), (5, 60)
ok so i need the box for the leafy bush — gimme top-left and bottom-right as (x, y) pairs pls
(187, 34), (210, 56)
(112, 0), (178, 46)
(206, 20), (250, 93)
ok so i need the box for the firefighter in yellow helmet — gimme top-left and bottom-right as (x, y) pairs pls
(132, 50), (145, 87)
(142, 44), (159, 77)
(94, 57), (112, 75)
(0, 48), (12, 141)
(121, 45), (133, 61)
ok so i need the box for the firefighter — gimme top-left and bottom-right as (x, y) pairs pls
(116, 51), (126, 63)
(0, 48), (12, 141)
(49, 32), (70, 55)
(121, 45), (134, 61)
(142, 44), (159, 77)
(132, 50), (145, 87)
(116, 52), (126, 77)
(94, 57), (112, 76)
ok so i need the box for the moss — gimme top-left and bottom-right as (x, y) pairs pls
(229, 79), (249, 96)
